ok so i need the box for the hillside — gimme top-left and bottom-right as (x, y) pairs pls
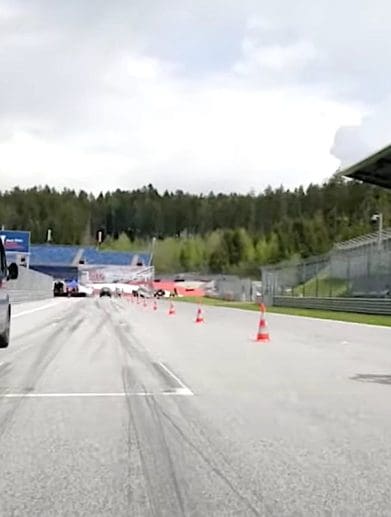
(1, 177), (390, 274)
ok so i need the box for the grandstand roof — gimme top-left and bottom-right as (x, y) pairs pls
(333, 228), (391, 251)
(340, 144), (391, 189)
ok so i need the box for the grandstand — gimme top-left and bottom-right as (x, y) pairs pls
(29, 245), (151, 267)
(334, 229), (391, 252)
(26, 245), (152, 280)
(82, 248), (138, 266)
(30, 245), (79, 266)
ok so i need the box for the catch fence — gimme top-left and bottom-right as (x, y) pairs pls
(262, 229), (391, 298)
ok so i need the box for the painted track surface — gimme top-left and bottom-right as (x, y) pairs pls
(0, 297), (391, 515)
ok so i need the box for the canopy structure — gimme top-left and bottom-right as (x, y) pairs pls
(340, 144), (391, 190)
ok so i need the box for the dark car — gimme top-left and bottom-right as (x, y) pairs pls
(154, 288), (165, 298)
(53, 280), (66, 297)
(0, 239), (18, 348)
(99, 287), (112, 298)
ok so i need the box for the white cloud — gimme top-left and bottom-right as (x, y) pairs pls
(0, 0), (384, 194)
(234, 39), (318, 75)
(331, 96), (391, 168)
(0, 132), (133, 192)
(0, 69), (361, 193)
(118, 56), (164, 81)
(0, 1), (22, 21)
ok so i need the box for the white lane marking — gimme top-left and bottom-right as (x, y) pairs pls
(0, 391), (193, 398)
(158, 362), (194, 396)
(12, 301), (61, 319)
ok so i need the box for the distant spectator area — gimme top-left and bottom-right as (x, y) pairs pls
(28, 244), (151, 267)
(30, 245), (78, 266)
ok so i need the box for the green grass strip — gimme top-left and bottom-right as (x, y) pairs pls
(177, 296), (391, 327)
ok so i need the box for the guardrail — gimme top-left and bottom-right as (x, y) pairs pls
(273, 296), (391, 315)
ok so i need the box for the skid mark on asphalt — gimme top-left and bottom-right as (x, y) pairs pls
(85, 316), (113, 362)
(93, 299), (194, 397)
(143, 393), (187, 516)
(11, 308), (76, 345)
(158, 403), (266, 516)
(106, 299), (265, 514)
(120, 375), (187, 515)
(103, 299), (194, 514)
(0, 304), (89, 438)
(0, 392), (193, 398)
(12, 301), (63, 319)
(351, 373), (391, 385)
(9, 301), (89, 355)
(122, 387), (159, 515)
(119, 382), (265, 515)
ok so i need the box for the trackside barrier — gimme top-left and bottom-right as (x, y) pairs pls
(6, 267), (53, 304)
(273, 296), (391, 315)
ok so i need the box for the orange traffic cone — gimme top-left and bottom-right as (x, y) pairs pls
(195, 305), (204, 323)
(168, 301), (176, 316)
(255, 304), (270, 342)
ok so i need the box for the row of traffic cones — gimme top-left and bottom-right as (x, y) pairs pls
(129, 296), (203, 324)
(128, 295), (270, 340)
(168, 300), (269, 340)
(168, 300), (269, 341)
(168, 300), (205, 323)
(128, 296), (157, 310)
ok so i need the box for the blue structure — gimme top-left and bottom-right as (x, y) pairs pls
(27, 244), (152, 280)
(30, 245), (79, 265)
(32, 265), (78, 281)
(82, 248), (134, 265)
(0, 230), (30, 253)
(135, 253), (151, 266)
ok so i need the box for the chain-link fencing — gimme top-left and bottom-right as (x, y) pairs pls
(262, 229), (391, 298)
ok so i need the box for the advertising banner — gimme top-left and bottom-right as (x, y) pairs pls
(0, 230), (30, 254)
(79, 265), (154, 285)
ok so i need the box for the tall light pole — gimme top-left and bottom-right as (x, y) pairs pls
(371, 213), (383, 251)
(149, 237), (156, 266)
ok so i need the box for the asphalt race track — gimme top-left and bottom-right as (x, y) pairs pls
(0, 297), (391, 516)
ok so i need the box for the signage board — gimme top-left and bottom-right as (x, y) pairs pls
(0, 230), (30, 254)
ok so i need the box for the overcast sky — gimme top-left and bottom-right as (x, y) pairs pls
(0, 0), (389, 194)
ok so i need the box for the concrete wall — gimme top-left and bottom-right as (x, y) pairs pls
(6, 266), (53, 303)
(213, 277), (253, 301)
